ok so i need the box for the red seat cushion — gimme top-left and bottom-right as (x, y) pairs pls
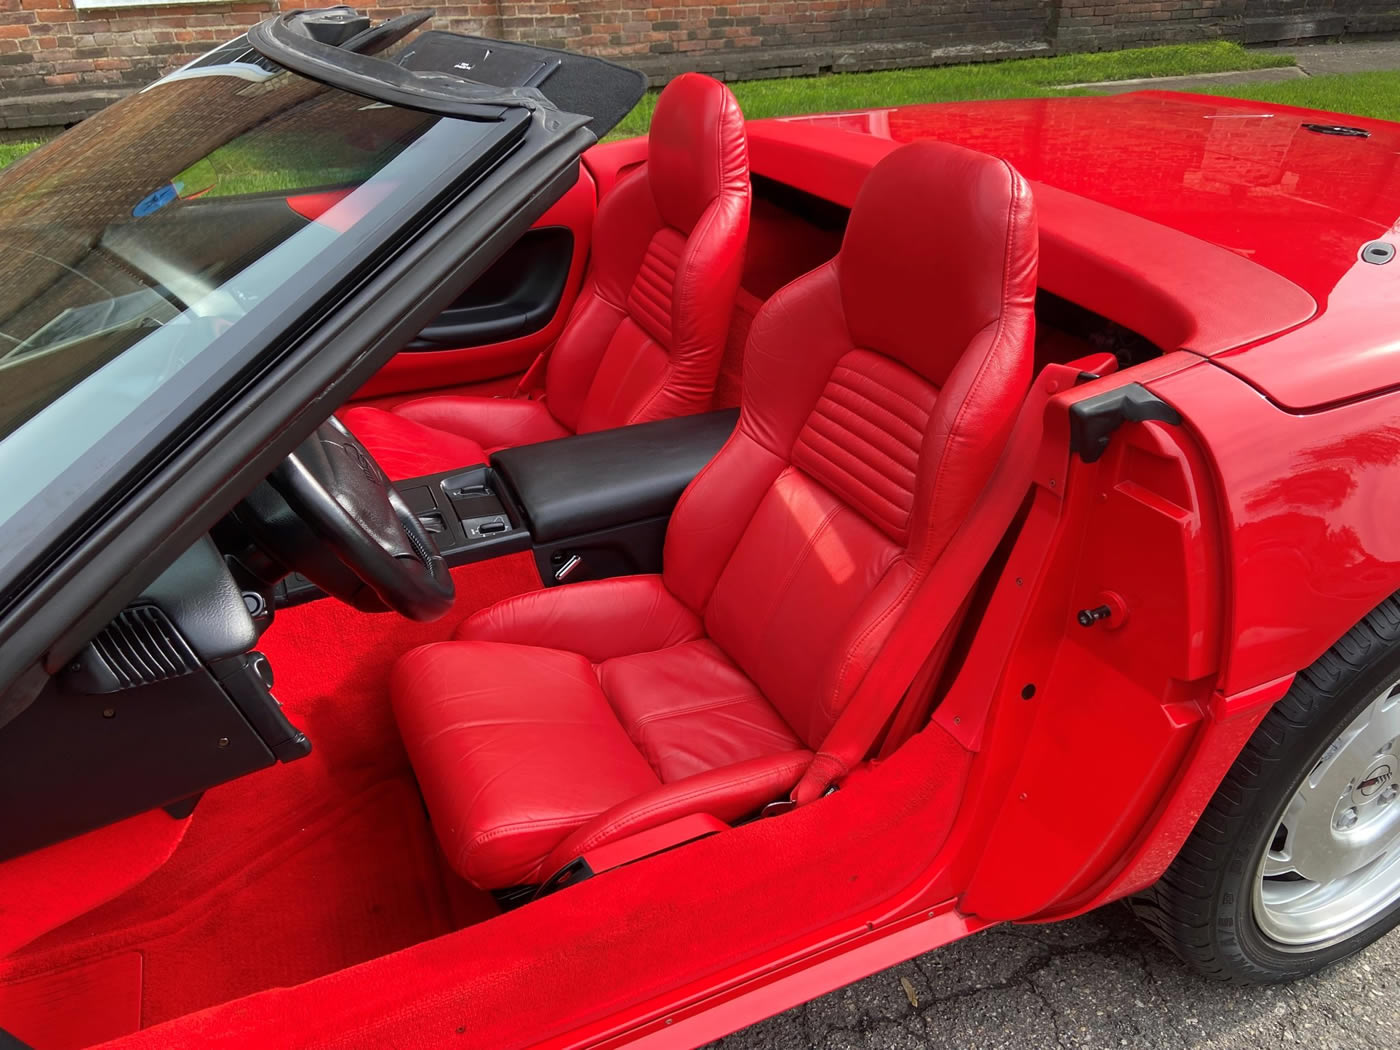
(393, 639), (661, 887)
(393, 140), (1038, 888)
(342, 395), (570, 479)
(349, 73), (751, 480)
(338, 404), (489, 483)
(392, 576), (809, 887)
(599, 639), (802, 782)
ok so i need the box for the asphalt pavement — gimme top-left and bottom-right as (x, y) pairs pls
(713, 903), (1400, 1050)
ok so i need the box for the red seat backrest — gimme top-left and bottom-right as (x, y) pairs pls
(544, 74), (751, 435)
(661, 140), (1039, 747)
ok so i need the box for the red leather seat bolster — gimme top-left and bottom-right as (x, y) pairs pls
(340, 405), (488, 481)
(456, 574), (704, 663)
(537, 749), (811, 881)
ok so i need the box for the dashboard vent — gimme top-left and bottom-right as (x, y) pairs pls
(87, 605), (201, 691)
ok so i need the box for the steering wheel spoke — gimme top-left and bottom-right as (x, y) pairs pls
(253, 415), (455, 621)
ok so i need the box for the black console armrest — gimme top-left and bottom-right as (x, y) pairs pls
(492, 410), (738, 543)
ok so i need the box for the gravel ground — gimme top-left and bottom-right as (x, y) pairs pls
(713, 904), (1399, 1050)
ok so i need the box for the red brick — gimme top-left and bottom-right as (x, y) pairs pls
(0, 0), (1350, 129)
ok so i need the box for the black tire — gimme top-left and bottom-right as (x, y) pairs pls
(1130, 596), (1400, 983)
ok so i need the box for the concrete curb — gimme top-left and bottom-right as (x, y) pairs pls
(1057, 67), (1309, 94)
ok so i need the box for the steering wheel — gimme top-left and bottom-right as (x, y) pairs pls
(241, 415), (454, 621)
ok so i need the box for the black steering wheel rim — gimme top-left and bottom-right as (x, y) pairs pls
(266, 415), (454, 621)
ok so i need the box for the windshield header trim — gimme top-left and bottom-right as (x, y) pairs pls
(248, 12), (557, 122)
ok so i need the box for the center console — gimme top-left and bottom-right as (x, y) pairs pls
(276, 409), (737, 605)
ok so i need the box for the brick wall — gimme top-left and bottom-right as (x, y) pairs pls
(3, 0), (1398, 132)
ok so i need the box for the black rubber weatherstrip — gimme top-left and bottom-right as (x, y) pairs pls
(248, 12), (544, 121)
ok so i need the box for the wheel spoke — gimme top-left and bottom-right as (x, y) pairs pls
(1372, 685), (1400, 750)
(1285, 757), (1356, 885)
(1287, 825), (1352, 883)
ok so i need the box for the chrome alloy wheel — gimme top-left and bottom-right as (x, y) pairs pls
(1254, 678), (1400, 949)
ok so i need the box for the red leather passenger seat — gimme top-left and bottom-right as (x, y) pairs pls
(391, 141), (1039, 890)
(343, 73), (751, 480)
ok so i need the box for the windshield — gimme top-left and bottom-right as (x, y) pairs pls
(0, 61), (439, 438)
(0, 48), (516, 573)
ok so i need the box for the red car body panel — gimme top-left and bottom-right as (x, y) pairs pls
(755, 92), (1400, 410)
(1150, 361), (1400, 694)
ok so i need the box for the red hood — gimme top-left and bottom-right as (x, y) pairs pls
(769, 93), (1400, 410)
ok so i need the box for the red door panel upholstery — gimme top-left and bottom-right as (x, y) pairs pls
(346, 73), (752, 479)
(351, 168), (598, 402)
(392, 141), (1038, 889)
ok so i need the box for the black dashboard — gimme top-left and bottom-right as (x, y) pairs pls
(0, 537), (305, 860)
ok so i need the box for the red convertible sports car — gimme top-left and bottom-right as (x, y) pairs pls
(1, 7), (1398, 1048)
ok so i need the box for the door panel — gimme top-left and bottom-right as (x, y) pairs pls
(351, 162), (598, 401)
(406, 227), (573, 351)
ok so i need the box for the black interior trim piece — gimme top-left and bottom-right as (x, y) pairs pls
(275, 463), (532, 608)
(492, 409), (738, 545)
(532, 513), (671, 587)
(752, 172), (851, 233)
(1068, 382), (1183, 463)
(0, 669), (276, 861)
(409, 226), (573, 350)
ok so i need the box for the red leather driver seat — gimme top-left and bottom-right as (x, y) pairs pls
(343, 73), (751, 480)
(391, 140), (1038, 890)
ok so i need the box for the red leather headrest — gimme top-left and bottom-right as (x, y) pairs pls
(647, 73), (749, 233)
(838, 140), (1038, 387)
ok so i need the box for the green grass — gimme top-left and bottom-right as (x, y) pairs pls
(0, 129), (403, 199)
(0, 141), (42, 169)
(172, 133), (406, 198)
(1186, 69), (1400, 124)
(608, 40), (1294, 138)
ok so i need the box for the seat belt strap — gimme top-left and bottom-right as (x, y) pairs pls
(875, 593), (974, 760)
(789, 366), (1066, 806)
(512, 346), (552, 400)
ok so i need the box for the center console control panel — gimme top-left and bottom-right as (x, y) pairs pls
(396, 464), (530, 560)
(275, 463), (530, 606)
(275, 410), (738, 606)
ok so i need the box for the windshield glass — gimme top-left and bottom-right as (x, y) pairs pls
(0, 46), (512, 574)
(0, 58), (439, 438)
